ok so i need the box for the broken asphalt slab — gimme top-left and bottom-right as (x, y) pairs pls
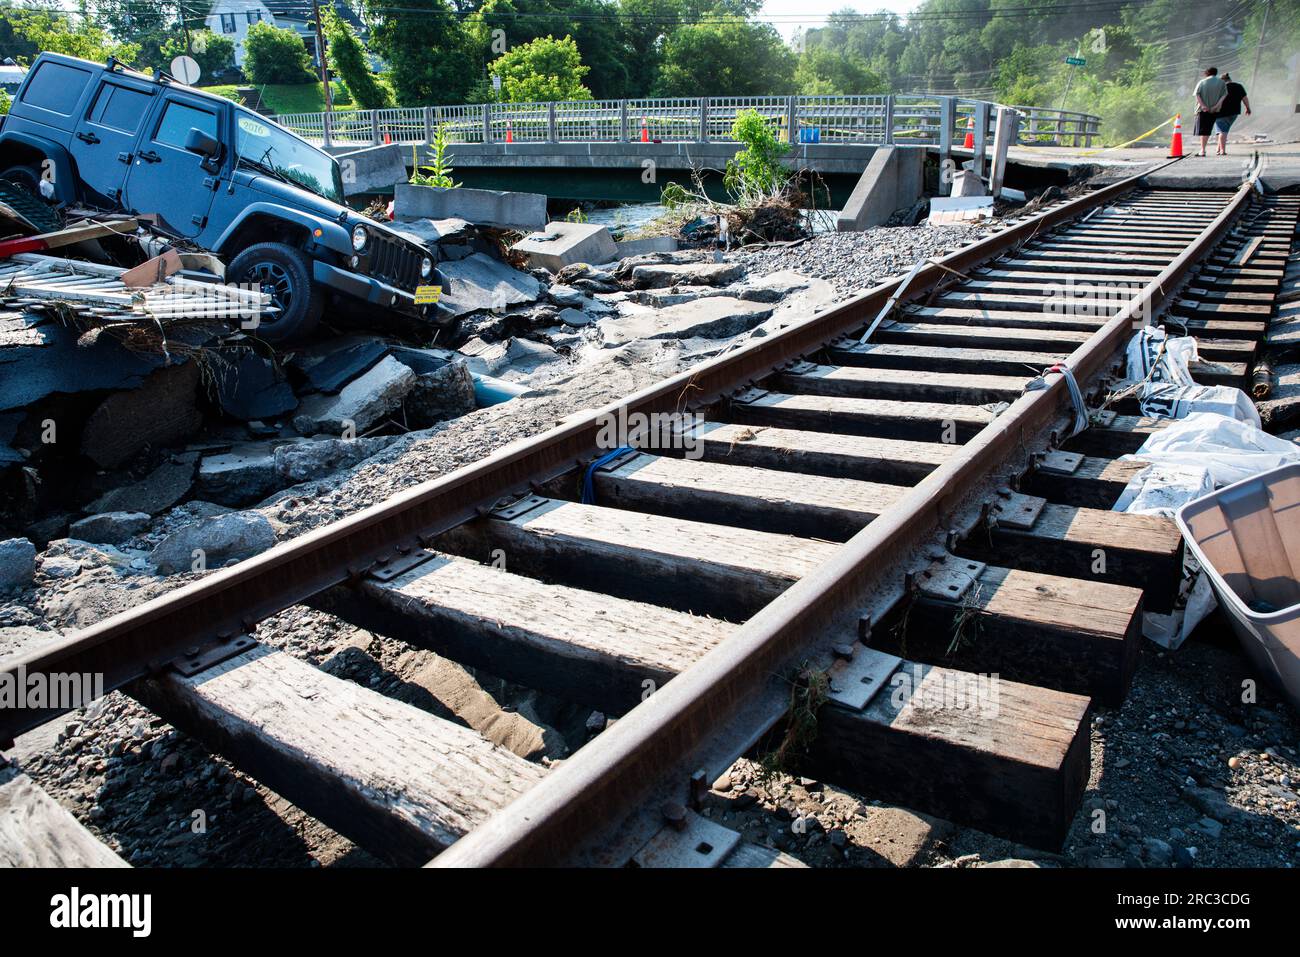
(149, 510), (278, 574)
(630, 261), (747, 289)
(437, 253), (541, 319)
(292, 354), (418, 436)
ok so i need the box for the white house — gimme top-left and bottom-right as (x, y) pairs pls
(203, 0), (369, 70)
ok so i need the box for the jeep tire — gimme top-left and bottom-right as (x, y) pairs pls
(0, 164), (44, 195)
(227, 242), (324, 344)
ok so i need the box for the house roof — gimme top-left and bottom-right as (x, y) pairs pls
(206, 1), (364, 31)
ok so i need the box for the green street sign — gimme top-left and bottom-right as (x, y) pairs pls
(1065, 56), (1086, 66)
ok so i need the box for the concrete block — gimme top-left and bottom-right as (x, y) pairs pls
(0, 537), (36, 591)
(337, 143), (409, 196)
(394, 183), (547, 231)
(292, 355), (417, 437)
(512, 222), (619, 272)
(614, 236), (679, 257)
(836, 146), (926, 231)
(69, 512), (150, 545)
(951, 169), (987, 197)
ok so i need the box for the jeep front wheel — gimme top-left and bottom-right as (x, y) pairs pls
(0, 164), (44, 196)
(227, 242), (324, 344)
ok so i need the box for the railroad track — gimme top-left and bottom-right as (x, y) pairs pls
(2, 164), (1298, 869)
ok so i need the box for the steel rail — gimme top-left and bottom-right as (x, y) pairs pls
(430, 175), (1254, 867)
(0, 161), (1175, 748)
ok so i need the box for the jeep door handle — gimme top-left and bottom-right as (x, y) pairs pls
(137, 150), (161, 163)
(76, 131), (100, 144)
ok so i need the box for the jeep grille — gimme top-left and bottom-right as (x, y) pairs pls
(368, 234), (422, 292)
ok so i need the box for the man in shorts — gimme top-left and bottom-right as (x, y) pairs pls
(1214, 74), (1252, 155)
(1193, 67), (1227, 157)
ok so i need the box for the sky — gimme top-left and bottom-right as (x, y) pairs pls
(760, 0), (920, 40)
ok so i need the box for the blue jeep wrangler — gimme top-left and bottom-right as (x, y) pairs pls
(0, 53), (445, 343)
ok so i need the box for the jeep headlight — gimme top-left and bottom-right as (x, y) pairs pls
(420, 256), (434, 279)
(351, 225), (368, 252)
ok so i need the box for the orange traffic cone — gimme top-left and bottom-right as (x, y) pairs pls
(1167, 114), (1183, 158)
(962, 115), (974, 149)
(506, 120), (513, 144)
(383, 131), (391, 144)
(641, 117), (649, 143)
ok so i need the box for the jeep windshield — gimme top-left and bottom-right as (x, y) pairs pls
(234, 109), (344, 205)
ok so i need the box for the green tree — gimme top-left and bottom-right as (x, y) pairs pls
(795, 47), (886, 95)
(363, 0), (477, 105)
(2, 10), (139, 65)
(321, 8), (392, 108)
(160, 30), (235, 81)
(89, 0), (182, 71)
(0, 90), (10, 115)
(488, 34), (592, 102)
(723, 108), (789, 201)
(654, 18), (795, 96)
(242, 21), (315, 85)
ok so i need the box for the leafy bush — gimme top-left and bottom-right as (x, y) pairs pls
(724, 109), (790, 202)
(322, 9), (392, 109)
(0, 90), (9, 116)
(243, 22), (315, 86)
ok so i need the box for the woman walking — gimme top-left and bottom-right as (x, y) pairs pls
(1214, 74), (1252, 155)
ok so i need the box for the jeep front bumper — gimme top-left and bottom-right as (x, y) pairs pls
(312, 260), (453, 326)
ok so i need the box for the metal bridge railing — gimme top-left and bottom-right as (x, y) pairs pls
(272, 95), (1101, 151)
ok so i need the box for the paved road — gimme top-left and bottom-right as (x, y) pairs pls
(1005, 141), (1300, 190)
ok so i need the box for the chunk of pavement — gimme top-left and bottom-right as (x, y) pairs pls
(196, 443), (283, 506)
(150, 511), (278, 574)
(437, 253), (541, 319)
(212, 351), (298, 421)
(390, 648), (567, 760)
(554, 262), (617, 285)
(557, 307), (595, 327)
(86, 455), (197, 516)
(403, 359), (477, 427)
(68, 512), (151, 545)
(512, 222), (618, 273)
(273, 436), (396, 484)
(289, 338), (389, 395)
(735, 270), (813, 303)
(646, 297), (775, 340)
(0, 537), (37, 591)
(391, 217), (476, 249)
(631, 261), (746, 289)
(292, 355), (417, 437)
(80, 362), (202, 469)
(471, 337), (559, 378)
(546, 284), (588, 308)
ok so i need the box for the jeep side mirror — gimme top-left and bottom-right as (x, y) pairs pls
(184, 127), (220, 160)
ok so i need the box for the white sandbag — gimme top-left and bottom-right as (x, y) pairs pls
(1123, 412), (1300, 488)
(1137, 381), (1261, 427)
(1125, 327), (1198, 387)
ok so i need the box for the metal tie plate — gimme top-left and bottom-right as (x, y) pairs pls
(1039, 450), (1083, 475)
(631, 809), (741, 868)
(826, 645), (903, 711)
(992, 491), (1047, 530)
(916, 556), (986, 603)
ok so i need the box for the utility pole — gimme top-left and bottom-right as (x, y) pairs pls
(179, 0), (191, 55)
(312, 0), (333, 113)
(1249, 0), (1272, 93)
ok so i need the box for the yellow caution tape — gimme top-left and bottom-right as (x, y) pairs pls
(1015, 115), (1177, 156)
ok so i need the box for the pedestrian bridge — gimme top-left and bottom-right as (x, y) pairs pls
(273, 95), (1101, 203)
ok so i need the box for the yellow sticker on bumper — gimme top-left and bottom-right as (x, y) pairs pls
(414, 284), (442, 305)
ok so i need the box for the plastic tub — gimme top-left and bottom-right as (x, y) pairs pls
(1176, 462), (1300, 711)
